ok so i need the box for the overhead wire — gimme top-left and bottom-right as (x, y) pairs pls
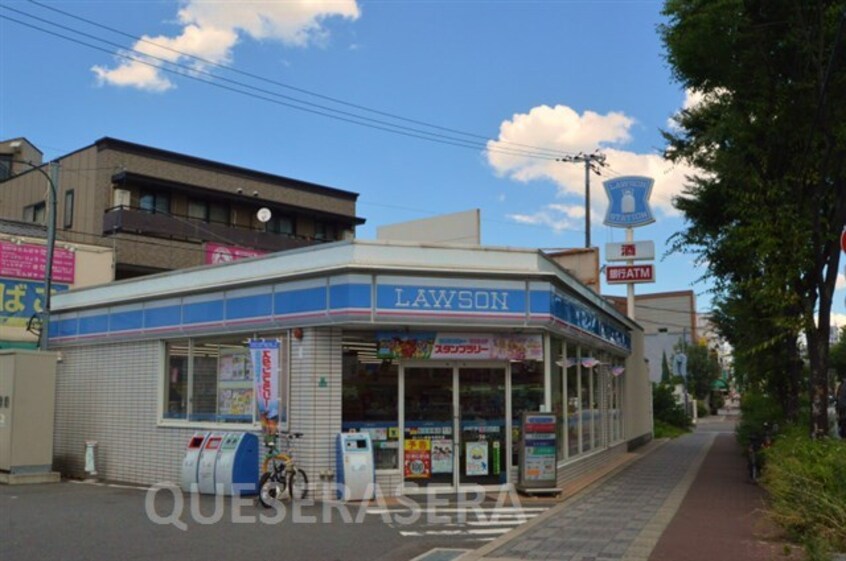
(25, 0), (575, 160)
(2, 5), (572, 162)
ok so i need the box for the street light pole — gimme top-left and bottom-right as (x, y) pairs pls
(10, 159), (58, 350)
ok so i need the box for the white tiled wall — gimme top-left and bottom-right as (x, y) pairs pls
(53, 341), (197, 485)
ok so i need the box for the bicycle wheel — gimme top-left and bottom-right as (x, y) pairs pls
(288, 468), (309, 500)
(258, 471), (287, 508)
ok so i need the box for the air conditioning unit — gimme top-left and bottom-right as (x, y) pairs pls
(112, 189), (130, 208)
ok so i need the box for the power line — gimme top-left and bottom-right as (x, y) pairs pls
(3, 5), (572, 162)
(26, 0), (576, 161)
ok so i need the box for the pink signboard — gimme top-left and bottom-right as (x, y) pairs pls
(204, 243), (266, 265)
(0, 241), (75, 283)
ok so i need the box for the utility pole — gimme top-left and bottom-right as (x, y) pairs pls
(556, 151), (607, 248)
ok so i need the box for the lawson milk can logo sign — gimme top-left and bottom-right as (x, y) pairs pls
(603, 176), (655, 228)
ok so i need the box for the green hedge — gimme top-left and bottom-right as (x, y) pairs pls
(652, 383), (691, 429)
(736, 391), (784, 447)
(762, 427), (846, 559)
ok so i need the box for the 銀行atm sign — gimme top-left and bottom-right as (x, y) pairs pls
(606, 264), (655, 284)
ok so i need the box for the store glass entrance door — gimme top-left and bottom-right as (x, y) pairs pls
(458, 367), (507, 486)
(403, 367), (455, 488)
(402, 364), (508, 491)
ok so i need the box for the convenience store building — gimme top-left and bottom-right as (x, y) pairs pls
(48, 240), (652, 495)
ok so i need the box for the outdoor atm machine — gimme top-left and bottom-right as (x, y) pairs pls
(197, 432), (225, 494)
(335, 432), (375, 501)
(214, 432), (259, 496)
(180, 432), (210, 492)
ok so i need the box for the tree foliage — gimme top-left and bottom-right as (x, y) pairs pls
(660, 0), (846, 435)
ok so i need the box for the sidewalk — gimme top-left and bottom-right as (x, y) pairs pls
(460, 418), (797, 561)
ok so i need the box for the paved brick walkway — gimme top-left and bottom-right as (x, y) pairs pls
(462, 431), (716, 561)
(648, 432), (801, 561)
(460, 417), (804, 561)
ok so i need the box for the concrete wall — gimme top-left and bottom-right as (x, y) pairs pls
(624, 329), (653, 442)
(377, 209), (481, 246)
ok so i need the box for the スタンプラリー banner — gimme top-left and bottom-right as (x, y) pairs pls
(250, 340), (280, 434)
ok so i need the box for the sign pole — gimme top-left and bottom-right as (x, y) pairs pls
(626, 226), (635, 320)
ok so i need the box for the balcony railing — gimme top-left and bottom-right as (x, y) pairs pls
(102, 205), (323, 253)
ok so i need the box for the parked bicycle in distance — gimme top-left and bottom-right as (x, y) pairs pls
(259, 431), (309, 507)
(747, 421), (774, 483)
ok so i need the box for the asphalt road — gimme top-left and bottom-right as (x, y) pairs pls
(0, 481), (553, 561)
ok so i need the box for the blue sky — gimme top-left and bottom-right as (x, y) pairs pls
(2, 0), (844, 323)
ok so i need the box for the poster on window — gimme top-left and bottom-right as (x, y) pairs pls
(218, 388), (254, 417)
(250, 340), (280, 434)
(431, 439), (454, 474)
(465, 441), (489, 476)
(404, 439), (431, 479)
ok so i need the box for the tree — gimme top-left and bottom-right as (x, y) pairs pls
(660, 1), (846, 436)
(661, 350), (672, 384)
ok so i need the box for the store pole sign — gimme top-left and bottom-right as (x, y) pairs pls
(605, 241), (655, 262)
(518, 412), (558, 489)
(0, 241), (75, 283)
(605, 265), (655, 284)
(376, 332), (543, 361)
(603, 176), (655, 228)
(205, 243), (266, 265)
(250, 340), (280, 434)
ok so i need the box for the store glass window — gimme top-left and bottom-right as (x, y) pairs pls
(580, 348), (593, 454)
(209, 202), (230, 225)
(342, 333), (399, 470)
(511, 360), (544, 466)
(567, 348), (580, 458)
(551, 338), (565, 461)
(165, 341), (189, 420)
(163, 335), (280, 425)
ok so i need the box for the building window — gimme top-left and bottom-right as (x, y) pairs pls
(0, 155), (12, 181)
(23, 202), (46, 224)
(266, 215), (294, 236)
(511, 360), (544, 466)
(64, 190), (74, 229)
(140, 191), (170, 214)
(189, 199), (230, 225)
(164, 335), (284, 426)
(580, 348), (593, 453)
(209, 202), (230, 225)
(567, 350), (580, 458)
(342, 333), (399, 470)
(188, 199), (207, 221)
(551, 338), (565, 461)
(314, 221), (335, 241)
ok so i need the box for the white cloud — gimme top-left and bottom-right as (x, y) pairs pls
(497, 193), (506, 203)
(830, 313), (846, 329)
(837, 272), (845, 291)
(487, 104), (695, 222)
(92, 0), (360, 91)
(507, 203), (585, 233)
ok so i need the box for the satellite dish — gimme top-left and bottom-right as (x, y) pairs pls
(257, 207), (272, 223)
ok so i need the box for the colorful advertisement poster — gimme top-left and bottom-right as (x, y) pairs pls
(250, 340), (280, 434)
(218, 388), (254, 417)
(0, 241), (75, 283)
(204, 243), (266, 265)
(431, 439), (454, 474)
(404, 439), (432, 479)
(377, 332), (543, 361)
(465, 441), (489, 476)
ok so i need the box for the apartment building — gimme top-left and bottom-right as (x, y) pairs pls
(0, 137), (365, 279)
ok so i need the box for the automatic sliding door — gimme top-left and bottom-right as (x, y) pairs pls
(458, 367), (507, 486)
(403, 367), (454, 488)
